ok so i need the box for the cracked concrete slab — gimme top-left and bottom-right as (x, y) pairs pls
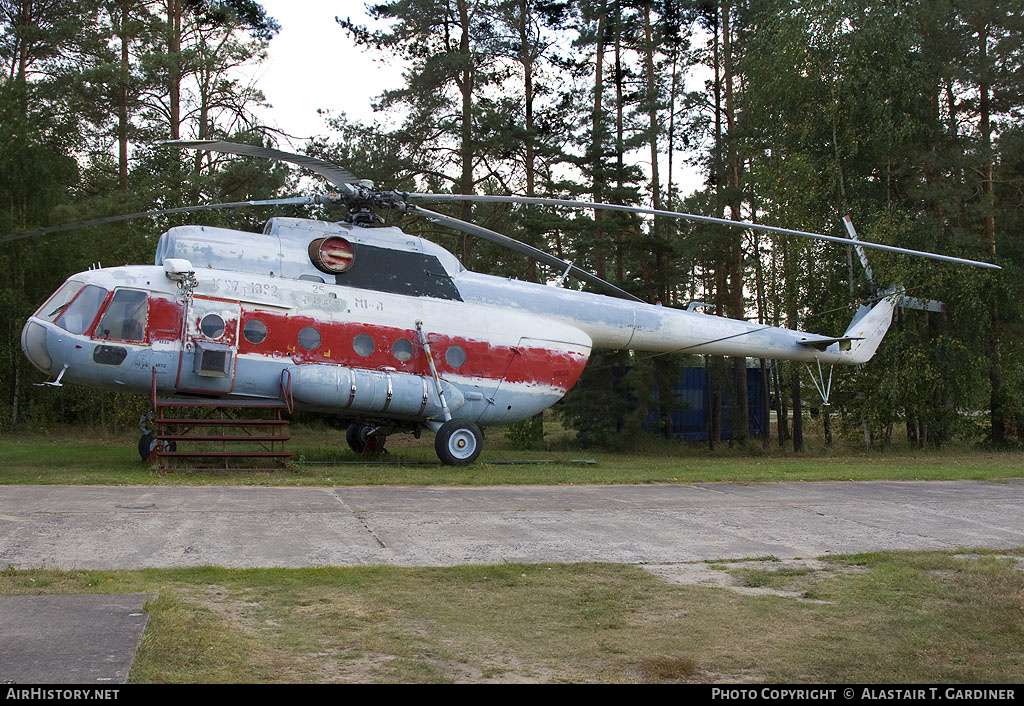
(0, 593), (153, 684)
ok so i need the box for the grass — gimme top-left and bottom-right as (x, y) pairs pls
(2, 549), (1022, 683)
(1, 423), (1024, 486)
(736, 566), (817, 589)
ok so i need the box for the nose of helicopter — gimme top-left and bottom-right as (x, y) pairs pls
(21, 319), (53, 374)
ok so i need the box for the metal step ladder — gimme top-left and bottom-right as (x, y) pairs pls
(148, 371), (294, 471)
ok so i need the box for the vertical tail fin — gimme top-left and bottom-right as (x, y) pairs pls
(843, 293), (899, 364)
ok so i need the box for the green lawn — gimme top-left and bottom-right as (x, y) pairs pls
(2, 549), (1022, 683)
(1, 424), (1023, 485)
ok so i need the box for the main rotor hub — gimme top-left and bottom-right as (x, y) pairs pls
(339, 186), (410, 225)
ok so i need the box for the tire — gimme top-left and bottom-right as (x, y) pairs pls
(346, 423), (386, 454)
(434, 419), (483, 466)
(138, 433), (175, 463)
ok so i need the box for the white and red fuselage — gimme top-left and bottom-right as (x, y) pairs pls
(20, 217), (896, 430)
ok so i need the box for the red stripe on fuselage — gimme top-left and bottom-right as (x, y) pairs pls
(141, 295), (588, 391)
(148, 295), (184, 343)
(236, 309), (589, 392)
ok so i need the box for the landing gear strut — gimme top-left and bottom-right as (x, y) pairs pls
(138, 412), (174, 462)
(346, 422), (387, 454)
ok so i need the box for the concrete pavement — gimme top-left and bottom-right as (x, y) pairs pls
(0, 594), (153, 684)
(1, 480), (1022, 569)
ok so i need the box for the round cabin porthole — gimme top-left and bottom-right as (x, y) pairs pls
(243, 319), (267, 345)
(445, 345), (466, 369)
(298, 326), (321, 351)
(200, 313), (225, 339)
(353, 333), (374, 357)
(392, 338), (413, 362)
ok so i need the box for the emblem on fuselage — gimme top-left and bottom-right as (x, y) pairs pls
(309, 236), (355, 274)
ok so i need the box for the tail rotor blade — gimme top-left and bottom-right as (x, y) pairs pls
(842, 215), (876, 283)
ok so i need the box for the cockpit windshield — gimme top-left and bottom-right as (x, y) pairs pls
(95, 289), (149, 342)
(35, 280), (84, 323)
(54, 284), (108, 335)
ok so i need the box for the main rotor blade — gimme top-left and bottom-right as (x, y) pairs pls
(409, 205), (643, 303)
(0, 196), (319, 244)
(163, 140), (361, 188)
(408, 193), (1001, 270)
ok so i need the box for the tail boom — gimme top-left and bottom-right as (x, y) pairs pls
(457, 272), (899, 365)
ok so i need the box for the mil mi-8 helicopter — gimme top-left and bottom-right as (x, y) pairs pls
(8, 140), (999, 465)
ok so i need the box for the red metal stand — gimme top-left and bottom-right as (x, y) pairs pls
(149, 372), (293, 471)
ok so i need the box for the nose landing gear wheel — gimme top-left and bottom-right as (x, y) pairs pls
(138, 432), (176, 463)
(346, 422), (387, 454)
(434, 419), (483, 466)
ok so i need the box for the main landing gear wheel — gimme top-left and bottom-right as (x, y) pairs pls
(434, 419), (483, 466)
(138, 432), (175, 463)
(346, 422), (386, 454)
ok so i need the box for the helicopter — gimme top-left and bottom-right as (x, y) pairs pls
(8, 140), (1000, 465)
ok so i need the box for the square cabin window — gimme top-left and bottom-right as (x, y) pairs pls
(96, 289), (149, 342)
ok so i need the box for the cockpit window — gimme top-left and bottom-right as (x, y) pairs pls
(96, 289), (149, 342)
(55, 284), (107, 335)
(35, 280), (84, 323)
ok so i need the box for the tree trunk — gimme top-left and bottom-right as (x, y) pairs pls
(666, 47), (678, 213)
(518, 0), (543, 443)
(613, 0), (625, 283)
(118, 0), (130, 190)
(791, 365), (803, 452)
(167, 0), (182, 140)
(519, 0), (535, 200)
(783, 234), (802, 452)
(978, 25), (1003, 445)
(721, 0), (747, 443)
(642, 1), (663, 304)
(457, 0), (475, 264)
(773, 360), (788, 446)
(751, 219), (771, 450)
(641, 2), (661, 216)
(708, 357), (721, 451)
(11, 360), (18, 429)
(759, 359), (770, 449)
(591, 6), (607, 279)
(9, 288), (20, 428)
(12, 0), (33, 116)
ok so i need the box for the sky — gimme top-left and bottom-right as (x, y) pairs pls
(244, 0), (705, 196)
(244, 1), (407, 147)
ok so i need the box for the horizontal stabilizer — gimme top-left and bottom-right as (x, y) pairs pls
(794, 292), (899, 364)
(797, 335), (865, 352)
(899, 296), (946, 314)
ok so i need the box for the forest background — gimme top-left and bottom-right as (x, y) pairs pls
(1, 0), (1021, 452)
